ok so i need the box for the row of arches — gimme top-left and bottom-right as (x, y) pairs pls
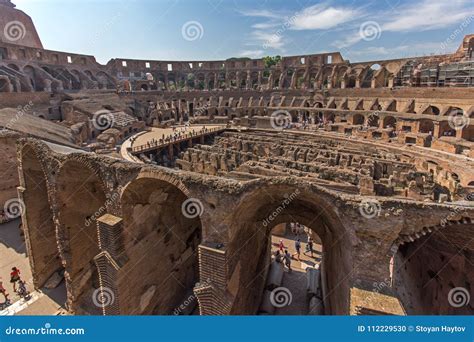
(0, 62), (116, 92)
(17, 139), (474, 316)
(20, 145), (356, 315)
(131, 63), (399, 91)
(21, 149), (202, 315)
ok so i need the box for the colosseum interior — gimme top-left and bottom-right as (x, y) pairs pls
(0, 0), (473, 316)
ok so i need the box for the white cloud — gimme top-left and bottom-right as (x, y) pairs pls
(346, 41), (462, 60)
(239, 49), (265, 58)
(238, 9), (282, 19)
(251, 30), (285, 50)
(252, 22), (280, 29)
(239, 4), (362, 53)
(333, 32), (364, 49)
(290, 4), (361, 30)
(335, 0), (474, 48)
(382, 0), (474, 32)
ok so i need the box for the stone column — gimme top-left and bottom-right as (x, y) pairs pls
(279, 74), (285, 89)
(94, 214), (126, 315)
(388, 77), (394, 88)
(433, 121), (441, 138)
(225, 72), (231, 89)
(455, 126), (464, 139)
(96, 214), (125, 261)
(268, 71), (274, 90)
(193, 244), (233, 315)
(290, 72), (297, 89)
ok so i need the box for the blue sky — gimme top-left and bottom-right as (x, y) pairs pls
(14, 0), (474, 64)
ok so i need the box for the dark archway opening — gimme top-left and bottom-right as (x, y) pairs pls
(227, 187), (351, 315)
(258, 222), (324, 315)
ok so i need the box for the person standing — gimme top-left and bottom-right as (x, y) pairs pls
(10, 267), (21, 292)
(0, 279), (9, 303)
(284, 250), (292, 272)
(305, 236), (314, 258)
(274, 250), (282, 263)
(279, 239), (285, 253)
(293, 239), (301, 261)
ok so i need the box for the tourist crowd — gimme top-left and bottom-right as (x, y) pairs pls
(132, 125), (219, 152)
(273, 223), (316, 272)
(0, 266), (28, 306)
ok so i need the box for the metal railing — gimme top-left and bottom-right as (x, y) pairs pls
(130, 127), (225, 154)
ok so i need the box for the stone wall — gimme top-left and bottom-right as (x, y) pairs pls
(394, 224), (474, 314)
(13, 137), (474, 316)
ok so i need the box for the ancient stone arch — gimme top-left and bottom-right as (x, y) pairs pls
(118, 175), (202, 314)
(226, 182), (353, 315)
(56, 158), (108, 314)
(19, 144), (62, 288)
(0, 76), (12, 92)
